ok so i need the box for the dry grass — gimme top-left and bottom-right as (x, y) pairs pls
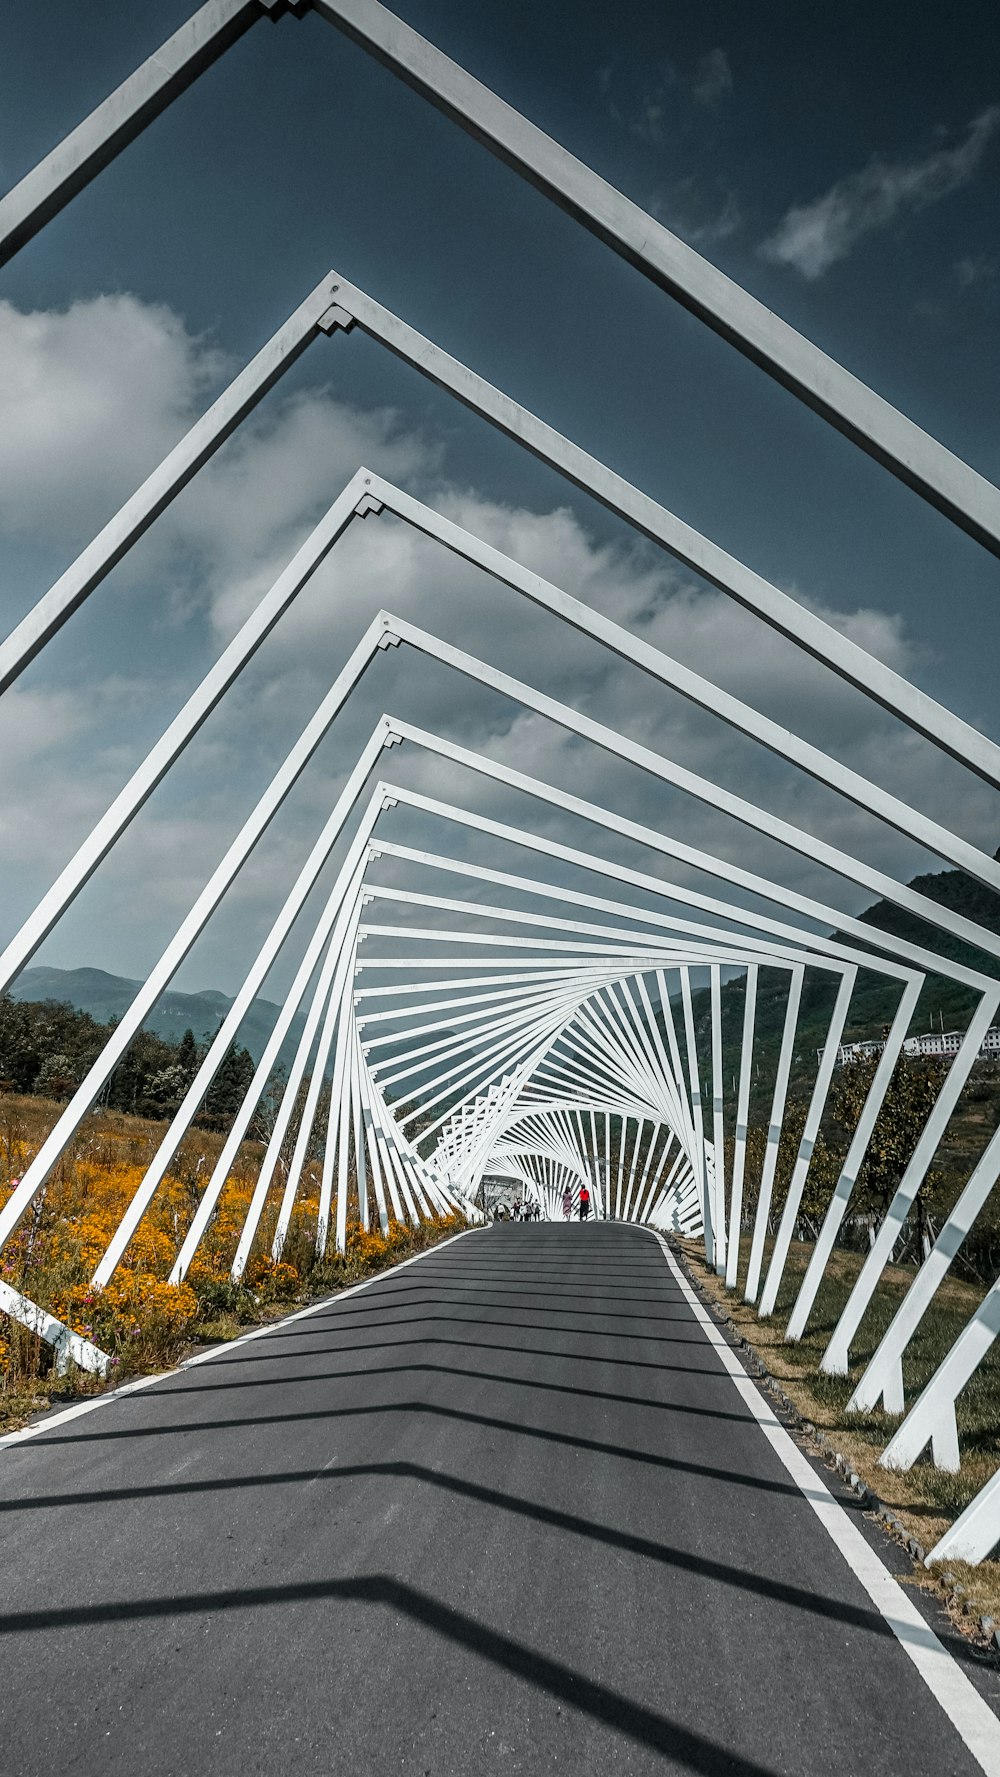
(679, 1235), (1000, 1627)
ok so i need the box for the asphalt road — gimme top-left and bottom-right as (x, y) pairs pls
(0, 1222), (994, 1775)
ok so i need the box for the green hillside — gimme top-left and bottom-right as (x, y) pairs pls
(8, 966), (303, 1067)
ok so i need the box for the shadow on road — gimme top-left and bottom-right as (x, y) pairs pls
(0, 1568), (794, 1775)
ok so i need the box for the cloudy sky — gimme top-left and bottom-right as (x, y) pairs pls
(0, 0), (998, 1009)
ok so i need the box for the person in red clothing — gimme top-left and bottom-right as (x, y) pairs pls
(579, 1183), (591, 1220)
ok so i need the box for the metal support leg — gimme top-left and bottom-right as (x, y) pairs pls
(725, 964), (758, 1290)
(710, 963), (727, 1274)
(744, 966), (803, 1305)
(759, 966), (857, 1317)
(823, 986), (1000, 1384)
(680, 968), (712, 1265)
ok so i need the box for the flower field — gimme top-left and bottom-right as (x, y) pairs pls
(0, 1093), (463, 1429)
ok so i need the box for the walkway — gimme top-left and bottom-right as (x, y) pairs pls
(0, 1224), (995, 1774)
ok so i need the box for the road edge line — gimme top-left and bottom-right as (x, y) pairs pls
(651, 1231), (1000, 1777)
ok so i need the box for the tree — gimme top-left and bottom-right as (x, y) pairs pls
(106, 1027), (181, 1116)
(34, 1053), (79, 1099)
(818, 1055), (948, 1258)
(176, 1027), (199, 1084)
(727, 1056), (947, 1255)
(0, 995), (42, 1092)
(201, 1039), (256, 1129)
(144, 1062), (192, 1116)
(248, 1063), (288, 1143)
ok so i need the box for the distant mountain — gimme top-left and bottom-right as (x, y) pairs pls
(11, 868), (1000, 1102)
(8, 966), (303, 1066)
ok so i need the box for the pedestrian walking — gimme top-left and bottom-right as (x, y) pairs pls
(579, 1183), (590, 1220)
(562, 1185), (573, 1219)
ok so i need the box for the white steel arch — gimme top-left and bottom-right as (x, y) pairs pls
(2, 1), (1000, 1571)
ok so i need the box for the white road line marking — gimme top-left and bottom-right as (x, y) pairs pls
(653, 1233), (1000, 1777)
(0, 1229), (475, 1453)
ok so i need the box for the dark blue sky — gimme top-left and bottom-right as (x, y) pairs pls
(3, 1), (998, 683)
(0, 0), (997, 990)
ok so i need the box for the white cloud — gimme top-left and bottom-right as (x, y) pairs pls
(598, 59), (675, 148)
(955, 252), (998, 288)
(174, 383), (440, 635)
(0, 294), (226, 540)
(601, 47), (732, 146)
(692, 49), (732, 110)
(651, 179), (741, 246)
(0, 672), (166, 939)
(2, 291), (996, 995)
(195, 399), (432, 569)
(760, 107), (1000, 279)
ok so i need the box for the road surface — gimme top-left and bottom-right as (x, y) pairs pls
(0, 1222), (996, 1774)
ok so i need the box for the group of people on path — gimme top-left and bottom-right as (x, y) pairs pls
(497, 1198), (541, 1221)
(495, 1183), (592, 1220)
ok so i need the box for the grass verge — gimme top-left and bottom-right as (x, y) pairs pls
(678, 1234), (1000, 1630)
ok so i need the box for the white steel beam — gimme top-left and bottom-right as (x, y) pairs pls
(171, 849), (371, 1283)
(0, 278), (348, 693)
(0, 481), (376, 998)
(382, 622), (1000, 957)
(0, 685), (395, 1258)
(710, 964), (727, 1275)
(330, 287), (1000, 784)
(758, 967), (858, 1317)
(847, 1121), (1000, 1415)
(927, 1458), (1000, 1568)
(880, 1257), (1000, 1478)
(725, 964), (758, 1291)
(314, 5), (1000, 557)
(822, 984), (1000, 1390)
(92, 784), (385, 1285)
(0, 0), (279, 266)
(744, 966), (804, 1306)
